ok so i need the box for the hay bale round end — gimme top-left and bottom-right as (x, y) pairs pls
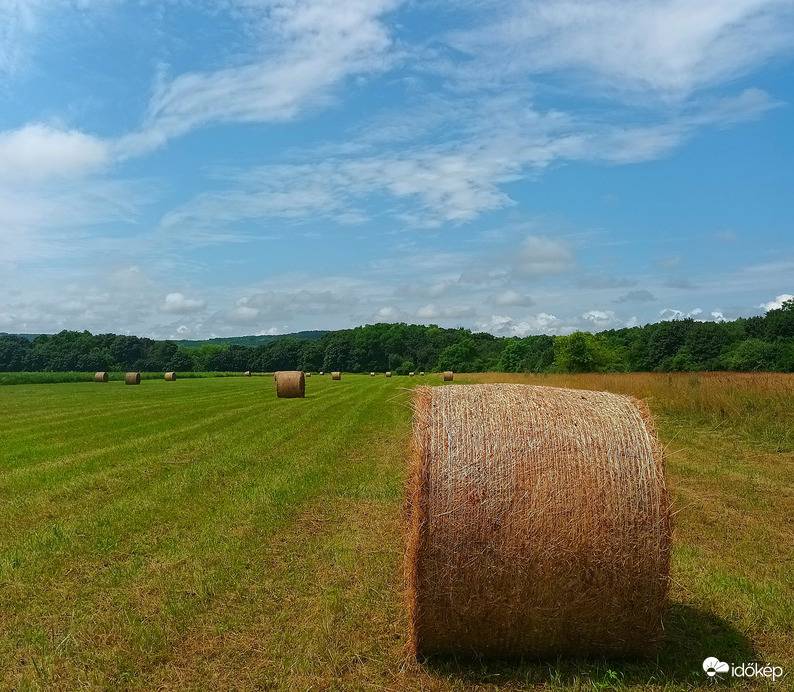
(275, 370), (305, 398)
(125, 372), (141, 385)
(419, 371), (425, 376)
(94, 371), (109, 383)
(385, 371), (392, 378)
(405, 383), (670, 659)
(370, 372), (376, 376)
(244, 370), (252, 377)
(305, 372), (312, 378)
(164, 372), (176, 381)
(409, 372), (415, 376)
(331, 371), (341, 380)
(442, 371), (453, 382)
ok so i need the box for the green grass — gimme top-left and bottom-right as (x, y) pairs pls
(0, 372), (253, 386)
(0, 373), (791, 690)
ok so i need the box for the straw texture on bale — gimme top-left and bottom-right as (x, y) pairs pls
(274, 371), (283, 381)
(244, 371), (251, 377)
(94, 371), (108, 383)
(386, 371), (392, 378)
(276, 370), (305, 398)
(405, 383), (670, 659)
(164, 372), (176, 381)
(331, 371), (341, 380)
(125, 372), (141, 386)
(442, 371), (453, 382)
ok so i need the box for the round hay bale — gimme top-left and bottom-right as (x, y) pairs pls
(406, 383), (670, 659)
(319, 371), (324, 375)
(409, 372), (415, 377)
(331, 371), (341, 380)
(385, 371), (392, 378)
(419, 371), (425, 376)
(305, 372), (311, 378)
(164, 372), (176, 381)
(276, 370), (305, 398)
(244, 370), (251, 377)
(125, 372), (141, 386)
(442, 371), (453, 382)
(371, 372), (376, 376)
(94, 371), (108, 383)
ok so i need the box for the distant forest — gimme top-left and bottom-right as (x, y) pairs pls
(1, 300), (793, 374)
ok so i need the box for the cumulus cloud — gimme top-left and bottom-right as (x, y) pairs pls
(614, 289), (656, 303)
(370, 306), (407, 322)
(0, 124), (109, 182)
(492, 289), (534, 307)
(513, 235), (575, 277)
(758, 293), (794, 311)
(415, 303), (474, 320)
(162, 292), (206, 314)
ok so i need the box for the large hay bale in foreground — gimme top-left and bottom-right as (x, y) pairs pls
(331, 371), (341, 380)
(442, 371), (453, 382)
(94, 371), (108, 383)
(276, 370), (305, 398)
(406, 384), (670, 659)
(125, 372), (141, 386)
(164, 372), (176, 381)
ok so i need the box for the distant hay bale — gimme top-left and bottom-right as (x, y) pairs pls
(443, 371), (453, 382)
(276, 370), (305, 398)
(94, 371), (108, 383)
(244, 371), (251, 377)
(164, 372), (176, 381)
(419, 371), (425, 376)
(125, 372), (141, 386)
(319, 371), (324, 376)
(331, 371), (341, 380)
(409, 372), (415, 377)
(371, 372), (376, 376)
(305, 372), (311, 378)
(405, 383), (671, 659)
(385, 371), (392, 378)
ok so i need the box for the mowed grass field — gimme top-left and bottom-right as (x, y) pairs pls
(0, 373), (792, 690)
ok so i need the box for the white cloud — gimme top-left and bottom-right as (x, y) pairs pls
(228, 305), (260, 323)
(758, 293), (794, 311)
(371, 306), (407, 322)
(582, 309), (618, 327)
(162, 292), (206, 314)
(415, 303), (474, 320)
(447, 0), (794, 100)
(476, 312), (561, 336)
(119, 0), (401, 155)
(0, 124), (109, 182)
(492, 289), (534, 307)
(514, 235), (575, 277)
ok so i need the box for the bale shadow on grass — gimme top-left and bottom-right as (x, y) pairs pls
(420, 604), (757, 688)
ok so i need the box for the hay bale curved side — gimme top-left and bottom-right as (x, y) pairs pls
(125, 372), (141, 385)
(275, 370), (305, 398)
(94, 371), (109, 383)
(331, 371), (341, 380)
(164, 372), (176, 381)
(442, 371), (453, 382)
(405, 383), (670, 659)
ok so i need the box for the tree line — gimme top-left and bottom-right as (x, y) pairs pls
(1, 300), (793, 374)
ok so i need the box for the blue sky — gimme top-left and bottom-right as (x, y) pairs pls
(1, 0), (793, 339)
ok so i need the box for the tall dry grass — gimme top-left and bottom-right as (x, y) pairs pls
(462, 372), (794, 452)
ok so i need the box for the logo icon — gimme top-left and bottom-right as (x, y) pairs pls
(703, 657), (730, 677)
